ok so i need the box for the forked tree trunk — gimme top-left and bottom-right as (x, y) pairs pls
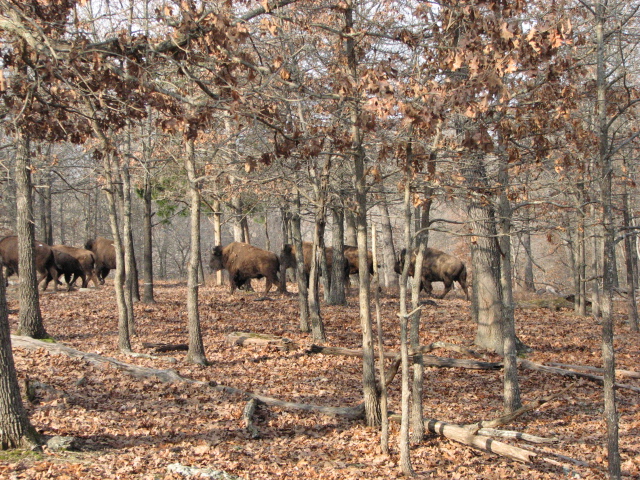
(15, 131), (47, 339)
(184, 134), (207, 365)
(0, 267), (39, 449)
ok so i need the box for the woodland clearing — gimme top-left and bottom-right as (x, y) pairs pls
(1, 279), (639, 479)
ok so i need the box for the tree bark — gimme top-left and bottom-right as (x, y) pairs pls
(121, 159), (136, 336)
(328, 206), (347, 305)
(377, 200), (397, 289)
(15, 130), (48, 339)
(345, 0), (380, 428)
(466, 155), (504, 354)
(142, 164), (155, 303)
(0, 266), (39, 450)
(595, 4), (621, 477)
(498, 157), (522, 413)
(622, 179), (638, 331)
(291, 189), (310, 332)
(184, 134), (207, 365)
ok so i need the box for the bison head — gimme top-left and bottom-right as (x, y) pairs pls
(209, 245), (224, 272)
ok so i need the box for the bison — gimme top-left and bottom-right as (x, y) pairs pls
(280, 242), (373, 285)
(84, 237), (116, 284)
(210, 242), (280, 294)
(42, 249), (85, 291)
(0, 235), (59, 289)
(52, 245), (99, 288)
(395, 247), (469, 300)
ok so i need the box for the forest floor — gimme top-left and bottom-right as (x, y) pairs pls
(1, 279), (639, 479)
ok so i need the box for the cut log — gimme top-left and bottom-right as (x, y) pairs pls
(426, 419), (537, 463)
(388, 415), (537, 463)
(226, 332), (298, 351)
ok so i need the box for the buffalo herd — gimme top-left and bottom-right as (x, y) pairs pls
(210, 240), (469, 300)
(0, 234), (470, 299)
(0, 235), (114, 291)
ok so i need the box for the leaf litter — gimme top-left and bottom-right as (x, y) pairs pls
(2, 280), (639, 479)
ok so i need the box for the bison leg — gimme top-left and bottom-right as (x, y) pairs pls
(438, 278), (454, 299)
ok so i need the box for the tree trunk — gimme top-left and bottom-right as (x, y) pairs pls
(213, 198), (223, 286)
(522, 215), (535, 292)
(410, 211), (427, 442)
(184, 135), (207, 365)
(40, 167), (53, 246)
(377, 200), (397, 289)
(291, 189), (310, 332)
(278, 206), (289, 293)
(345, 0), (380, 428)
(345, 210), (357, 246)
(142, 166), (155, 303)
(15, 130), (48, 339)
(328, 206), (347, 305)
(595, 5), (621, 477)
(121, 160), (136, 336)
(232, 194), (244, 243)
(498, 159), (522, 413)
(0, 267), (39, 450)
(466, 155), (504, 354)
(622, 179), (638, 331)
(398, 172), (414, 473)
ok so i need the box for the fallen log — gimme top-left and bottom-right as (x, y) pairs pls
(142, 342), (188, 352)
(308, 345), (501, 370)
(388, 415), (537, 463)
(11, 335), (364, 420)
(476, 428), (557, 444)
(519, 359), (640, 393)
(226, 332), (297, 351)
(464, 383), (575, 432)
(548, 362), (640, 379)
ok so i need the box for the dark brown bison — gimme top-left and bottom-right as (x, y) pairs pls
(210, 242), (280, 294)
(343, 245), (375, 276)
(84, 237), (116, 284)
(395, 247), (469, 300)
(280, 242), (372, 284)
(42, 249), (85, 291)
(52, 245), (98, 288)
(0, 235), (58, 289)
